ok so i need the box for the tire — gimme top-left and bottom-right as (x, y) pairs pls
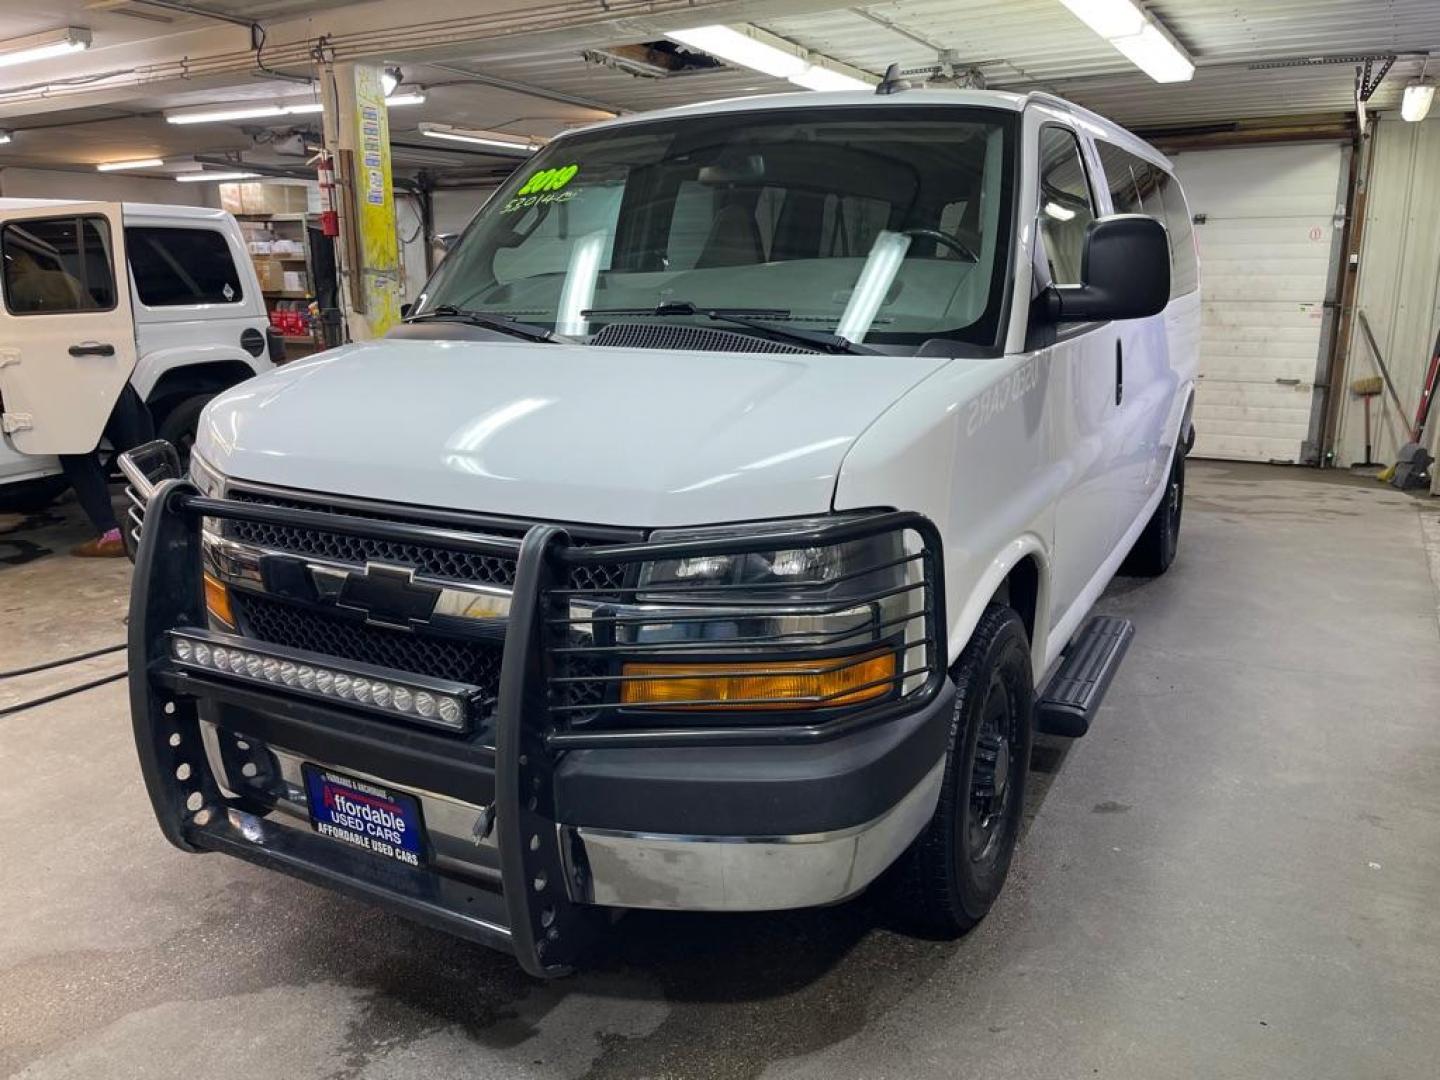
(0, 475), (70, 515)
(154, 393), (213, 471)
(890, 603), (1034, 937)
(1122, 445), (1185, 577)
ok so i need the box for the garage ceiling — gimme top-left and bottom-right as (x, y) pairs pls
(0, 0), (1436, 177)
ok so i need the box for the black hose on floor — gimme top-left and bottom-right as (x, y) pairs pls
(0, 670), (126, 719)
(0, 642), (126, 680)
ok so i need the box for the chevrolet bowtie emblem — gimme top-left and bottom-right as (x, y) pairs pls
(335, 563), (442, 630)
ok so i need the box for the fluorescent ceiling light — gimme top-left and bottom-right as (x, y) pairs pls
(97, 157), (164, 172)
(1043, 201), (1077, 221)
(166, 91), (424, 126)
(1059, 0), (1194, 83)
(1058, 0), (1145, 39)
(789, 65), (869, 91)
(167, 104), (286, 125)
(666, 25), (807, 79)
(1109, 23), (1194, 83)
(0, 131), (14, 146)
(1402, 80), (1435, 122)
(175, 171), (260, 183)
(0, 26), (91, 70)
(419, 123), (542, 154)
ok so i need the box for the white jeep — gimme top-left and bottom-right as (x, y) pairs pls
(122, 87), (1198, 976)
(0, 200), (274, 514)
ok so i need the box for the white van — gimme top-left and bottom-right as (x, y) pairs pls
(0, 200), (274, 513)
(122, 88), (1199, 976)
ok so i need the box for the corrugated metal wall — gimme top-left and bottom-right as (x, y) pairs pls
(1337, 116), (1440, 485)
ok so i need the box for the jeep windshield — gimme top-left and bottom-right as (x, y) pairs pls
(414, 105), (1018, 350)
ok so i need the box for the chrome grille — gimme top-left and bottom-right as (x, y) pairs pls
(227, 490), (520, 587)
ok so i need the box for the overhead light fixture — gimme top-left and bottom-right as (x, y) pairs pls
(97, 157), (164, 172)
(0, 26), (91, 70)
(666, 25), (808, 79)
(666, 24), (871, 92)
(1043, 201), (1077, 221)
(175, 171), (260, 183)
(167, 103), (287, 125)
(1402, 79), (1435, 122)
(166, 92), (423, 126)
(418, 122), (543, 154)
(0, 131), (12, 146)
(1059, 0), (1195, 83)
(665, 24), (812, 79)
(381, 66), (403, 97)
(789, 65), (870, 91)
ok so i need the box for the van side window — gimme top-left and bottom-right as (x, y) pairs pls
(1095, 141), (1199, 298)
(127, 227), (244, 306)
(1036, 127), (1096, 285)
(1, 215), (117, 315)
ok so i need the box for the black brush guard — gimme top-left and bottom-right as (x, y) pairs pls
(129, 478), (946, 977)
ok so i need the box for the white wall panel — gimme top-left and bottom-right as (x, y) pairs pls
(1336, 116), (1440, 487)
(1170, 144), (1345, 462)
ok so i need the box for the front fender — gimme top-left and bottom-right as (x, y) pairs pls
(833, 353), (1060, 679)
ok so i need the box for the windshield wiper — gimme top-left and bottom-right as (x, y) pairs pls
(405, 305), (555, 343)
(581, 301), (873, 355)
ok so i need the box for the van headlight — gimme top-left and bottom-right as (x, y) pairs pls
(568, 516), (935, 714)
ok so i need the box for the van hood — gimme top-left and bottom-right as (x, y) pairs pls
(197, 338), (948, 527)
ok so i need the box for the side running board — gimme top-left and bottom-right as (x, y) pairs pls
(1035, 615), (1134, 737)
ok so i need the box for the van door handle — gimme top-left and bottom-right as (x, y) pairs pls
(69, 342), (115, 357)
(1115, 340), (1124, 405)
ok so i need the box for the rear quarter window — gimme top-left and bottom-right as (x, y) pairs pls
(127, 226), (244, 306)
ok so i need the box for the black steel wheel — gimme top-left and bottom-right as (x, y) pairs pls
(1122, 444), (1185, 577)
(890, 603), (1033, 937)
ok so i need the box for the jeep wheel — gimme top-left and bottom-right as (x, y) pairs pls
(154, 393), (213, 471)
(890, 603), (1033, 937)
(1123, 445), (1185, 577)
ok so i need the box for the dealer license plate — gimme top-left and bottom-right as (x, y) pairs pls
(303, 764), (425, 868)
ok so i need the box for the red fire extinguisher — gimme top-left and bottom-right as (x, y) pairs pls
(317, 152), (339, 237)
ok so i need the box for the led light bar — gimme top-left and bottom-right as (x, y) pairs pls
(167, 629), (477, 733)
(0, 26), (91, 71)
(97, 158), (164, 172)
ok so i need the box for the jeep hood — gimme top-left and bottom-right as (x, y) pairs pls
(197, 339), (948, 527)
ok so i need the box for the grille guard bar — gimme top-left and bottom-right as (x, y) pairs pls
(127, 476), (947, 977)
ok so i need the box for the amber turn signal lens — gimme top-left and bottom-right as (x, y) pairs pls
(203, 572), (235, 628)
(620, 649), (896, 710)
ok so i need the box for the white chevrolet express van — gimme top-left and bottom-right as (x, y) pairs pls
(122, 88), (1199, 976)
(0, 201), (274, 513)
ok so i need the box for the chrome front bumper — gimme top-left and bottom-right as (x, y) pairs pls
(201, 723), (944, 913)
(564, 759), (944, 911)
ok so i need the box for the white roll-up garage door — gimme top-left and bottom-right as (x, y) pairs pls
(1169, 144), (1347, 463)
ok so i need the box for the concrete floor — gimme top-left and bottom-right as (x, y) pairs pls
(2, 461), (1439, 1080)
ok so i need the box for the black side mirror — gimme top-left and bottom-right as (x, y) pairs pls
(1045, 214), (1170, 323)
(400, 302), (412, 319)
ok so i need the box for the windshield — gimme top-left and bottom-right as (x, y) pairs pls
(416, 105), (1018, 350)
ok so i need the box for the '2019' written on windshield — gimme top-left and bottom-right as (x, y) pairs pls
(501, 163), (580, 214)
